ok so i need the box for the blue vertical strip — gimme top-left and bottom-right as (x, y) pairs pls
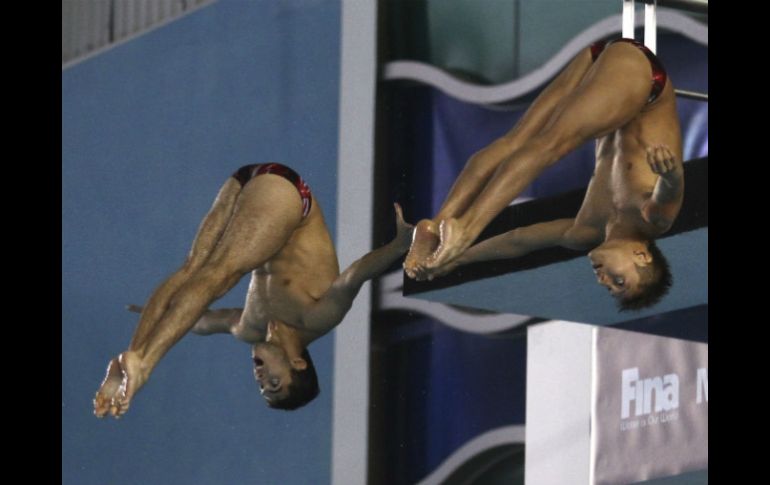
(62, 1), (340, 485)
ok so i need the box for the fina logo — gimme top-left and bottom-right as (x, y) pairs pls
(621, 368), (679, 419)
(620, 367), (708, 420)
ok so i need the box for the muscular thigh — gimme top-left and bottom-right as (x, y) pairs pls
(542, 42), (653, 144)
(184, 178), (242, 269)
(206, 174), (305, 273)
(501, 47), (594, 142)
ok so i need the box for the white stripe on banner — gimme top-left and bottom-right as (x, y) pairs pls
(382, 11), (707, 105)
(379, 271), (532, 334)
(417, 425), (526, 485)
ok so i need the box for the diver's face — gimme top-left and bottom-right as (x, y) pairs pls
(252, 343), (294, 403)
(588, 246), (642, 298)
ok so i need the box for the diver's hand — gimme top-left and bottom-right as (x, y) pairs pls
(646, 145), (682, 181)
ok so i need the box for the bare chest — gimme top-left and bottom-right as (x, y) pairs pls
(231, 271), (321, 342)
(575, 134), (657, 228)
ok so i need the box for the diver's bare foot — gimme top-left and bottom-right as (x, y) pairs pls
(425, 218), (472, 271)
(94, 351), (147, 419)
(404, 219), (440, 279)
(421, 256), (462, 281)
(94, 357), (122, 418)
(110, 351), (146, 418)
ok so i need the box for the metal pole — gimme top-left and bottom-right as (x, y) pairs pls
(644, 0), (657, 53)
(623, 0), (636, 39)
(675, 89), (709, 101)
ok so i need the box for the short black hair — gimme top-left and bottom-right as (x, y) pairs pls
(618, 240), (672, 311)
(266, 348), (320, 411)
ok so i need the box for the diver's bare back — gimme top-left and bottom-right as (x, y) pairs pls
(573, 80), (683, 239)
(232, 197), (340, 343)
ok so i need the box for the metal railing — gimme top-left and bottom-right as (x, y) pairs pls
(62, 0), (214, 65)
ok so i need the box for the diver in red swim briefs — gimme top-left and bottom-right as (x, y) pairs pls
(404, 39), (685, 310)
(94, 163), (414, 417)
(590, 38), (667, 103)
